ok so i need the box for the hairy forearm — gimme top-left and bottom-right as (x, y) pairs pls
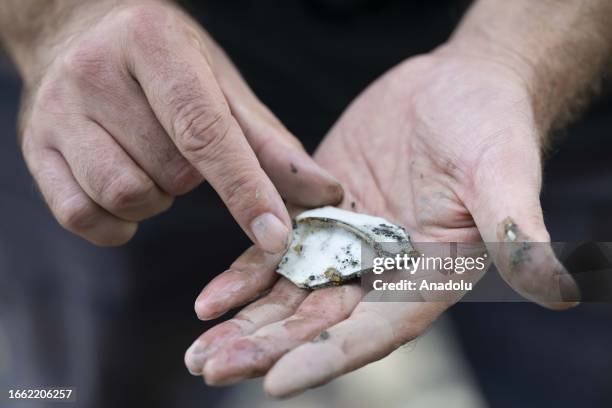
(448, 0), (612, 134)
(0, 0), (171, 84)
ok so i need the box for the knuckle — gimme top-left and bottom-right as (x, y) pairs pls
(56, 195), (98, 232)
(62, 45), (111, 84)
(26, 80), (71, 138)
(33, 79), (66, 111)
(103, 173), (156, 212)
(174, 104), (232, 160)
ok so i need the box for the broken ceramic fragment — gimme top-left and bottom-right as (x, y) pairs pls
(276, 206), (414, 288)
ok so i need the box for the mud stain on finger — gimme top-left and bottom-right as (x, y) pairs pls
(496, 217), (580, 303)
(509, 242), (533, 272)
(500, 217), (520, 242)
(497, 217), (533, 272)
(311, 330), (330, 343)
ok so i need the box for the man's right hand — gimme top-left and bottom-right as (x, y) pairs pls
(10, 1), (342, 248)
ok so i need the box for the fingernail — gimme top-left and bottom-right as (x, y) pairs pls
(250, 213), (290, 254)
(301, 158), (344, 205)
(316, 168), (344, 204)
(326, 180), (344, 205)
(185, 339), (208, 375)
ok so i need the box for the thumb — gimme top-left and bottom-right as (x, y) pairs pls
(466, 139), (579, 309)
(208, 41), (344, 207)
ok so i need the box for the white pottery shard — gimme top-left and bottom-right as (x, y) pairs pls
(276, 206), (414, 288)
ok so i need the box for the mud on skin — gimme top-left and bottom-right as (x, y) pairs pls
(311, 330), (330, 343)
(497, 216), (534, 272)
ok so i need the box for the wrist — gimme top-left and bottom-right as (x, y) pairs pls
(433, 33), (548, 132)
(444, 0), (612, 136)
(6, 0), (171, 86)
(437, 34), (547, 130)
(7, 2), (105, 81)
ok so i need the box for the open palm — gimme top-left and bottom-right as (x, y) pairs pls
(185, 51), (578, 397)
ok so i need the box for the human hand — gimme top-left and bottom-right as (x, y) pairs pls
(185, 46), (580, 396)
(16, 2), (341, 247)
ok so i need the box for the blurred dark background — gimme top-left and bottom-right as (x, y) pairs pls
(1, 1), (611, 407)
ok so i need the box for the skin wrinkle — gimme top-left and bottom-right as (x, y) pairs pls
(357, 138), (394, 218)
(71, 123), (166, 217)
(410, 174), (476, 241)
(409, 141), (472, 231)
(239, 303), (289, 324)
(247, 118), (283, 159)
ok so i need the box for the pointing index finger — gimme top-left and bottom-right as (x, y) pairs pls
(122, 7), (291, 253)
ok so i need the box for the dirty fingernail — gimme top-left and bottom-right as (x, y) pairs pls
(297, 158), (344, 205)
(251, 213), (290, 254)
(318, 170), (344, 204)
